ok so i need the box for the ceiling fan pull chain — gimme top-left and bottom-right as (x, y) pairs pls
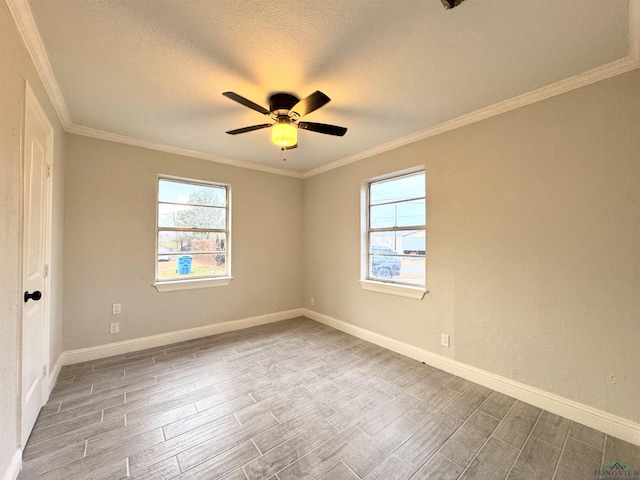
(281, 147), (286, 162)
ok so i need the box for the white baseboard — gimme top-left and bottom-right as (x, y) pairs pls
(303, 308), (640, 446)
(45, 353), (64, 400)
(2, 450), (21, 480)
(62, 309), (305, 365)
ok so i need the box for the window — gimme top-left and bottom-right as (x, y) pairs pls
(155, 176), (231, 291)
(362, 169), (426, 298)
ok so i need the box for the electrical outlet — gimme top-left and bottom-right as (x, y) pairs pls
(109, 322), (120, 334)
(310, 297), (315, 306)
(112, 303), (121, 315)
(441, 333), (450, 348)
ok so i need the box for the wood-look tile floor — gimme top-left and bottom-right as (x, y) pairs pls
(20, 317), (639, 480)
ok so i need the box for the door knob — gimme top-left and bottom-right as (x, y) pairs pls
(24, 291), (42, 303)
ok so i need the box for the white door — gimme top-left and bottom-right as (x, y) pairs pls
(21, 84), (53, 446)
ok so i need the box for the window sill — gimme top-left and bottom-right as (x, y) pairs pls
(154, 277), (232, 292)
(359, 280), (426, 300)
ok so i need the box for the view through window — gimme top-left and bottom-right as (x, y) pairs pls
(156, 177), (230, 282)
(366, 170), (425, 286)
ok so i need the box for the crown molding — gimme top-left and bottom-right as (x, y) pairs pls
(67, 124), (304, 178)
(5, 0), (71, 128)
(303, 55), (640, 179)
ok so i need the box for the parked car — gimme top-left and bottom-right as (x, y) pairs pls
(158, 247), (172, 262)
(371, 248), (401, 279)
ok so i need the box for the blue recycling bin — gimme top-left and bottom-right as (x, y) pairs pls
(176, 256), (193, 274)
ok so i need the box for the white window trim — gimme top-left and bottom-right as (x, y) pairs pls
(154, 276), (232, 293)
(360, 166), (427, 299)
(359, 280), (426, 299)
(155, 174), (232, 292)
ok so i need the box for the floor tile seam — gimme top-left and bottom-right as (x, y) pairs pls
(382, 412), (452, 475)
(264, 424), (357, 480)
(551, 420), (573, 480)
(355, 397), (421, 436)
(270, 398), (331, 425)
(254, 412), (336, 456)
(567, 432), (606, 453)
(441, 390), (488, 423)
(269, 411), (282, 425)
(339, 460), (362, 479)
(436, 450), (466, 471)
(153, 406), (238, 440)
(28, 412), (106, 444)
(488, 398), (523, 442)
(414, 397), (502, 473)
(384, 410), (456, 464)
(456, 431), (518, 480)
(136, 423), (244, 476)
(490, 433), (523, 452)
(38, 402), (64, 419)
(443, 381), (473, 395)
(55, 391), (126, 414)
(478, 406), (505, 422)
(600, 435), (608, 471)
(503, 408), (544, 479)
(412, 381), (458, 401)
(529, 427), (567, 452)
(378, 447), (420, 477)
(21, 439), (92, 477)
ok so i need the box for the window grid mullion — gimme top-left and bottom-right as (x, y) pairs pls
(369, 226), (426, 233)
(369, 196), (425, 208)
(158, 200), (227, 209)
(158, 227), (228, 233)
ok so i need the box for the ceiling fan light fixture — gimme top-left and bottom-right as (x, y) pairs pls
(271, 120), (297, 147)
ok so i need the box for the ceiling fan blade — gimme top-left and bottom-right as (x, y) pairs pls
(298, 122), (347, 137)
(226, 124), (272, 135)
(285, 144), (297, 150)
(222, 92), (270, 116)
(289, 91), (331, 118)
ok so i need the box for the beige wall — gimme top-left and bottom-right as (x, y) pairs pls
(303, 70), (640, 423)
(63, 135), (302, 350)
(0, 2), (66, 475)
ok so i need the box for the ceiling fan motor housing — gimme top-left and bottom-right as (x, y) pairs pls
(269, 93), (298, 114)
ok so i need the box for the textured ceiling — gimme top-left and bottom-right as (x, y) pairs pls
(28, 0), (631, 173)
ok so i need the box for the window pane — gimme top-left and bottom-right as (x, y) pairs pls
(369, 255), (425, 285)
(370, 171), (424, 205)
(369, 230), (425, 255)
(158, 231), (227, 253)
(370, 199), (425, 228)
(157, 253), (226, 280)
(159, 179), (226, 207)
(158, 203), (226, 229)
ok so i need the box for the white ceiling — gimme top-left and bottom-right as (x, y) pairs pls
(21, 0), (636, 174)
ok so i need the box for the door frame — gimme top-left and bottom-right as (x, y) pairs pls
(20, 81), (54, 446)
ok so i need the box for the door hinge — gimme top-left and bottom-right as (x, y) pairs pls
(42, 365), (47, 379)
(46, 165), (51, 178)
(44, 264), (49, 278)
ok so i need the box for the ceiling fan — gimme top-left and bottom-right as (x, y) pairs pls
(222, 90), (347, 149)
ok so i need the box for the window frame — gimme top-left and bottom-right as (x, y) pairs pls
(153, 174), (232, 292)
(360, 167), (426, 300)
